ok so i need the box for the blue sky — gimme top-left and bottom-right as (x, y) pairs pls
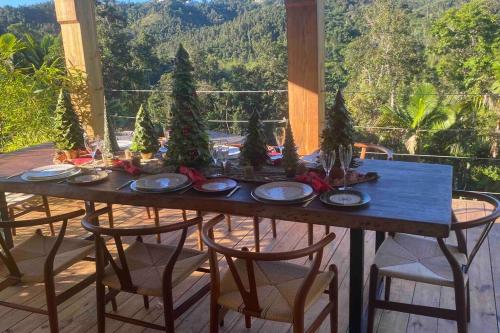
(0, 0), (149, 7)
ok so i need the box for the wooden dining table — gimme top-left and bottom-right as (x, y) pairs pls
(0, 158), (453, 333)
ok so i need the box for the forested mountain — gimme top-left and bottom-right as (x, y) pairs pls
(1, 0), (499, 192)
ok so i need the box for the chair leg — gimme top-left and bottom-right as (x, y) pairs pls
(384, 276), (391, 301)
(455, 279), (468, 333)
(9, 207), (16, 236)
(245, 315), (251, 328)
(44, 276), (59, 333)
(143, 295), (150, 309)
(308, 224), (314, 260)
(325, 225), (330, 235)
(97, 282), (106, 333)
(197, 211), (203, 251)
(154, 208), (161, 244)
(466, 280), (471, 322)
(210, 301), (220, 333)
(106, 203), (114, 228)
(253, 217), (260, 252)
(146, 207), (152, 219)
(42, 196), (54, 236)
(367, 265), (379, 333)
(329, 265), (338, 333)
(182, 209), (188, 222)
(163, 292), (175, 333)
(271, 218), (277, 238)
(226, 215), (232, 232)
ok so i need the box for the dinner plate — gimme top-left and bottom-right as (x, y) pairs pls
(253, 181), (313, 202)
(67, 171), (109, 185)
(250, 191), (313, 205)
(320, 189), (371, 208)
(130, 180), (192, 193)
(24, 164), (76, 179)
(21, 167), (81, 182)
(134, 173), (190, 191)
(194, 178), (237, 193)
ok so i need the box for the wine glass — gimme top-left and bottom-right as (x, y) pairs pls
(320, 150), (336, 181)
(84, 134), (102, 172)
(274, 127), (286, 154)
(219, 140), (230, 173)
(338, 144), (353, 190)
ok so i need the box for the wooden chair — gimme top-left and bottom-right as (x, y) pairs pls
(7, 193), (53, 236)
(0, 209), (95, 333)
(81, 206), (211, 332)
(367, 191), (500, 333)
(202, 214), (338, 333)
(354, 142), (394, 160)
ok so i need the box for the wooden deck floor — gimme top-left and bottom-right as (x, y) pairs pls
(0, 197), (498, 333)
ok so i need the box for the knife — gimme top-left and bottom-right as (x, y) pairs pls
(226, 186), (241, 198)
(302, 194), (319, 207)
(116, 180), (134, 191)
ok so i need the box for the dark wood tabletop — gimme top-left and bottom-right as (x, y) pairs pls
(0, 159), (453, 237)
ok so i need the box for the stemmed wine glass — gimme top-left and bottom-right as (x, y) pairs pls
(274, 127), (286, 154)
(84, 134), (103, 173)
(219, 141), (230, 172)
(319, 149), (336, 181)
(338, 144), (353, 190)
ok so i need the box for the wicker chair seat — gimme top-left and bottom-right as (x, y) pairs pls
(102, 241), (208, 297)
(218, 259), (334, 323)
(374, 234), (467, 287)
(0, 232), (93, 283)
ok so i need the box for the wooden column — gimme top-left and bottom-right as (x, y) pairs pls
(54, 0), (104, 136)
(285, 0), (325, 155)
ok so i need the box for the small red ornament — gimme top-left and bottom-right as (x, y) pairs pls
(182, 127), (190, 136)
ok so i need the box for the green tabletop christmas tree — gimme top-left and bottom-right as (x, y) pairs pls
(130, 104), (159, 158)
(321, 90), (355, 159)
(240, 111), (269, 170)
(54, 89), (85, 155)
(282, 121), (299, 177)
(167, 44), (210, 167)
(103, 97), (120, 155)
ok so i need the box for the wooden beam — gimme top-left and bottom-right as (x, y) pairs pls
(54, 0), (104, 137)
(285, 0), (325, 155)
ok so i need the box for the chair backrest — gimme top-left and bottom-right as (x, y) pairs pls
(201, 214), (336, 317)
(81, 207), (202, 293)
(0, 209), (85, 278)
(449, 191), (500, 272)
(354, 143), (393, 160)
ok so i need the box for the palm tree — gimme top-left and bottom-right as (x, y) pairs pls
(379, 83), (456, 154)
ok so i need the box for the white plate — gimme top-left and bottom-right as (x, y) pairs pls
(67, 171), (109, 185)
(130, 180), (191, 193)
(21, 168), (81, 182)
(254, 182), (313, 202)
(134, 173), (190, 191)
(24, 164), (76, 179)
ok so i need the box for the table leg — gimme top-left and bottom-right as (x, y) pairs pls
(350, 228), (364, 333)
(375, 231), (385, 251)
(0, 192), (13, 248)
(84, 202), (98, 241)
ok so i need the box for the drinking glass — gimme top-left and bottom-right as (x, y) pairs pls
(84, 134), (103, 172)
(274, 127), (286, 154)
(320, 150), (336, 181)
(209, 141), (220, 166)
(338, 144), (353, 190)
(219, 140), (230, 172)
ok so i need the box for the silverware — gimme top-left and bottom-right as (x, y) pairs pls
(179, 185), (193, 195)
(57, 179), (67, 184)
(226, 186), (241, 198)
(302, 194), (319, 207)
(5, 172), (23, 179)
(116, 180), (134, 191)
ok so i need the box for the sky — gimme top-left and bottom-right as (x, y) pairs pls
(0, 0), (150, 7)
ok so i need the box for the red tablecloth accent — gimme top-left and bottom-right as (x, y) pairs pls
(113, 160), (141, 176)
(295, 171), (331, 193)
(179, 166), (206, 183)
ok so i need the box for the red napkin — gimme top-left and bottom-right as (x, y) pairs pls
(179, 166), (206, 183)
(295, 171), (331, 193)
(113, 160), (141, 176)
(70, 157), (93, 166)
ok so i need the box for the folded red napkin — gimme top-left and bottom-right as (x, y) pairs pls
(113, 160), (141, 176)
(179, 166), (206, 183)
(295, 171), (331, 193)
(70, 157), (93, 166)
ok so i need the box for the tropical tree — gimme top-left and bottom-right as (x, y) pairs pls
(379, 83), (456, 154)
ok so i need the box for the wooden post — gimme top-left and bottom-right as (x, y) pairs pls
(54, 0), (104, 137)
(285, 0), (325, 155)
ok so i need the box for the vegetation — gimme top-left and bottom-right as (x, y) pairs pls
(130, 104), (158, 154)
(321, 91), (355, 158)
(53, 89), (85, 151)
(0, 0), (498, 191)
(282, 121), (299, 176)
(240, 111), (269, 170)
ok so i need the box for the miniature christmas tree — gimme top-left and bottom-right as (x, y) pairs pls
(240, 111), (269, 170)
(282, 121), (299, 176)
(167, 44), (210, 167)
(53, 89), (85, 151)
(103, 98), (120, 154)
(321, 90), (355, 156)
(130, 104), (159, 155)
